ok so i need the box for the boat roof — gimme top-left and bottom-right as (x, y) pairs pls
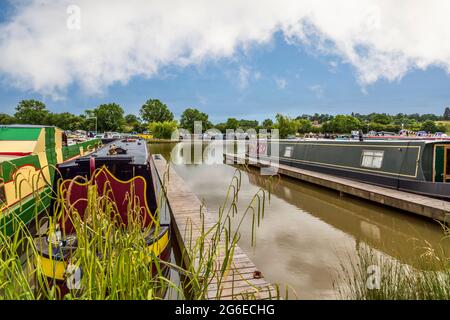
(59, 138), (148, 168)
(282, 138), (450, 145)
(362, 139), (450, 144)
(0, 155), (22, 163)
(0, 124), (58, 129)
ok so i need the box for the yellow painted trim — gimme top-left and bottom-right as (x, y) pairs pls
(36, 255), (66, 281)
(432, 144), (448, 183)
(445, 146), (450, 181)
(136, 134), (153, 140)
(55, 129), (63, 163)
(147, 229), (170, 257)
(36, 230), (169, 281)
(37, 151), (51, 185)
(34, 129), (46, 153)
(433, 145), (437, 182)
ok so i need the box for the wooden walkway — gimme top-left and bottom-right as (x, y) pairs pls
(225, 153), (450, 223)
(151, 154), (278, 300)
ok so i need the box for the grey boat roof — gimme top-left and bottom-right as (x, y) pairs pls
(279, 138), (450, 145)
(59, 138), (149, 168)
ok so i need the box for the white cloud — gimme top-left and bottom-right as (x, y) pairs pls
(275, 77), (287, 89)
(309, 84), (324, 99)
(233, 65), (261, 89)
(238, 65), (251, 89)
(328, 61), (339, 73)
(1, 0), (450, 97)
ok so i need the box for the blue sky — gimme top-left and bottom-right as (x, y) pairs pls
(1, 1), (450, 123)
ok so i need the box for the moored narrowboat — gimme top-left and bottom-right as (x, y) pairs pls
(251, 139), (450, 199)
(0, 125), (101, 236)
(34, 138), (171, 295)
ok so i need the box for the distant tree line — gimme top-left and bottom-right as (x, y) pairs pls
(1, 99), (449, 139)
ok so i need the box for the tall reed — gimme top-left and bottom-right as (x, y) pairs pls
(334, 223), (450, 300)
(158, 163), (280, 300)
(0, 161), (278, 300)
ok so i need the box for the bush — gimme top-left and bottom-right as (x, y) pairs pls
(420, 120), (438, 133)
(323, 115), (362, 133)
(148, 121), (178, 139)
(437, 124), (449, 133)
(275, 114), (299, 138)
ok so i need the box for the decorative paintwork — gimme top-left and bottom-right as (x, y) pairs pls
(0, 125), (100, 236)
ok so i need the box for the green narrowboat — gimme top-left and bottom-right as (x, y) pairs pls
(0, 125), (101, 236)
(252, 139), (450, 199)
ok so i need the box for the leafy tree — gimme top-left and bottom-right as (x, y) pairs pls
(0, 113), (15, 125)
(93, 103), (125, 132)
(326, 115), (362, 133)
(149, 121), (178, 139)
(238, 119), (258, 130)
(225, 118), (239, 130)
(437, 124), (449, 133)
(124, 114), (143, 133)
(367, 122), (384, 132)
(297, 119), (313, 133)
(405, 120), (421, 131)
(262, 119), (274, 129)
(370, 113), (391, 125)
(275, 114), (299, 138)
(296, 114), (311, 120)
(419, 113), (440, 122)
(444, 107), (450, 120)
(125, 114), (139, 124)
(180, 108), (211, 133)
(383, 124), (402, 132)
(214, 122), (226, 133)
(14, 100), (49, 125)
(311, 125), (323, 134)
(48, 112), (87, 131)
(420, 120), (438, 133)
(140, 99), (174, 123)
(84, 109), (95, 118)
(309, 113), (333, 123)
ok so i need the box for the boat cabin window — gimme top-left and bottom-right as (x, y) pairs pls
(284, 146), (293, 157)
(361, 150), (384, 169)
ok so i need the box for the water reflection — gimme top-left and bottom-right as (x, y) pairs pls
(247, 169), (449, 266)
(149, 142), (448, 299)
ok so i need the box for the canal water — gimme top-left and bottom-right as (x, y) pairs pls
(149, 142), (449, 299)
